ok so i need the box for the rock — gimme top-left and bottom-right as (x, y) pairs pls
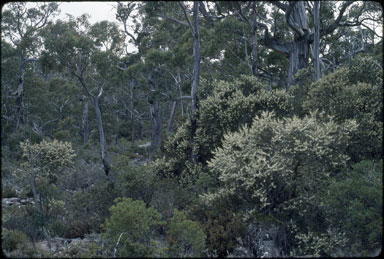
(242, 223), (287, 257)
(227, 247), (250, 257)
(138, 142), (151, 148)
(2, 197), (35, 206)
(2, 197), (21, 206)
(36, 240), (59, 253)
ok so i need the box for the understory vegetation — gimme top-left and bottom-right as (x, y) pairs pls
(2, 1), (382, 258)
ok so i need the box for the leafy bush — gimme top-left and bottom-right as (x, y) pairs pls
(189, 197), (246, 257)
(64, 219), (91, 239)
(114, 155), (155, 204)
(67, 180), (121, 233)
(2, 228), (31, 252)
(102, 197), (163, 257)
(2, 205), (45, 241)
(2, 185), (18, 198)
(302, 55), (383, 161)
(320, 160), (383, 256)
(19, 139), (76, 182)
(2, 228), (36, 257)
(205, 111), (357, 214)
(167, 209), (206, 257)
(155, 75), (293, 186)
(203, 111), (359, 255)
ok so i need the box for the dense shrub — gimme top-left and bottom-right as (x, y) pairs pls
(319, 160), (383, 256)
(2, 185), (18, 198)
(302, 55), (383, 161)
(167, 209), (206, 257)
(102, 197), (163, 257)
(155, 75), (293, 186)
(114, 155), (155, 204)
(19, 139), (76, 183)
(2, 228), (35, 257)
(203, 111), (359, 254)
(64, 219), (91, 239)
(205, 111), (357, 213)
(67, 180), (121, 233)
(189, 197), (246, 257)
(2, 205), (45, 241)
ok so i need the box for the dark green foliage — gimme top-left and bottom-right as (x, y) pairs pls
(2, 185), (18, 198)
(189, 197), (246, 257)
(303, 55), (383, 161)
(64, 219), (91, 239)
(2, 205), (45, 241)
(155, 75), (293, 186)
(67, 180), (121, 233)
(167, 209), (206, 257)
(321, 160), (382, 255)
(115, 155), (155, 204)
(102, 197), (163, 257)
(1, 2), (382, 258)
(2, 228), (35, 257)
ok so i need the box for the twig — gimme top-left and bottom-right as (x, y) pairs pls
(114, 232), (128, 258)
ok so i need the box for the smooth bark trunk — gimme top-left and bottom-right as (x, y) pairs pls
(92, 96), (110, 175)
(148, 72), (162, 153)
(15, 60), (25, 130)
(251, 3), (258, 77)
(82, 98), (89, 144)
(150, 99), (161, 152)
(130, 79), (137, 144)
(166, 100), (178, 136)
(190, 1), (200, 162)
(114, 112), (119, 145)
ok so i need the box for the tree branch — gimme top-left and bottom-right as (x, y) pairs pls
(179, 1), (195, 34)
(320, 1), (354, 37)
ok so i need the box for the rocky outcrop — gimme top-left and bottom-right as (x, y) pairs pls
(228, 223), (288, 258)
(35, 234), (102, 256)
(2, 197), (35, 206)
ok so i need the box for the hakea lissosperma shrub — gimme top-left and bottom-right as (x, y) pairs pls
(204, 111), (358, 217)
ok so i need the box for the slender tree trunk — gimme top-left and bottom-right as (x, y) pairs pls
(137, 119), (143, 140)
(114, 111), (119, 145)
(150, 99), (161, 152)
(251, 3), (258, 77)
(190, 1), (200, 162)
(31, 170), (43, 214)
(148, 72), (162, 153)
(314, 1), (321, 81)
(130, 79), (137, 144)
(82, 97), (89, 144)
(177, 71), (185, 117)
(92, 96), (110, 175)
(15, 59), (25, 130)
(166, 100), (178, 136)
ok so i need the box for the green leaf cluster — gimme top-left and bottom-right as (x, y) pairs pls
(206, 111), (358, 216)
(167, 209), (206, 257)
(102, 197), (206, 257)
(103, 197), (162, 257)
(156, 75), (292, 186)
(302, 55), (383, 160)
(20, 139), (76, 181)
